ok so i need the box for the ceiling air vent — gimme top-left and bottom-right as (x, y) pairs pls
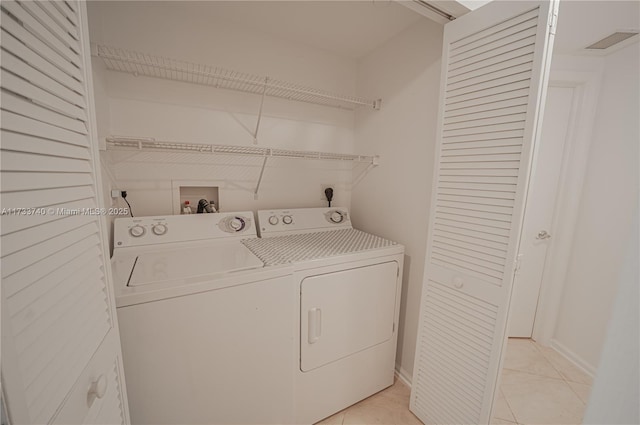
(586, 31), (638, 50)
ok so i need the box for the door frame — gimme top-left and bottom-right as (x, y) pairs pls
(530, 59), (604, 347)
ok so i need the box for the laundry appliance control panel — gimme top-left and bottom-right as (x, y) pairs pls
(257, 207), (351, 237)
(114, 212), (256, 248)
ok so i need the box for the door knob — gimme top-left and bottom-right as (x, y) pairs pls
(87, 374), (107, 407)
(453, 277), (464, 289)
(536, 230), (551, 240)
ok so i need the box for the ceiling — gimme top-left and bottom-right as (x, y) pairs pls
(186, 1), (426, 59)
(181, 1), (640, 58)
(554, 1), (639, 55)
(94, 1), (639, 59)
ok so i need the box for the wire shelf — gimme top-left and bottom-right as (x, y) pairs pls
(95, 44), (381, 111)
(106, 136), (378, 199)
(105, 137), (378, 164)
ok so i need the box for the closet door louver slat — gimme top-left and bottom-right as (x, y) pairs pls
(8, 249), (102, 317)
(1, 1), (128, 424)
(2, 90), (88, 134)
(1, 70), (87, 120)
(1, 130), (92, 159)
(1, 199), (93, 236)
(411, 2), (557, 424)
(19, 1), (80, 49)
(51, 1), (78, 27)
(37, 0), (80, 41)
(1, 1), (81, 66)
(1, 110), (90, 146)
(1, 219), (98, 276)
(1, 51), (86, 109)
(0, 26), (85, 92)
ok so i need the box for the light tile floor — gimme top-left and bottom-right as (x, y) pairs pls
(494, 338), (592, 425)
(316, 375), (422, 425)
(315, 338), (593, 425)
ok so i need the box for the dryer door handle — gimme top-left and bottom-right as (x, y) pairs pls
(308, 308), (322, 344)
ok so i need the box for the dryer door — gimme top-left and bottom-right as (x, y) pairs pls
(300, 261), (399, 372)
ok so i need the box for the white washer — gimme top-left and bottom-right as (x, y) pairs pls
(244, 207), (404, 424)
(111, 212), (295, 425)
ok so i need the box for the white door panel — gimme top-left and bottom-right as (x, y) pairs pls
(509, 86), (575, 337)
(300, 262), (399, 372)
(411, 1), (558, 423)
(1, 1), (129, 423)
(51, 333), (126, 425)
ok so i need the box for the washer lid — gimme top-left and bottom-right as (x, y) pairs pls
(128, 242), (263, 287)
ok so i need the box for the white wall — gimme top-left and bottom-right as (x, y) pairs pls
(552, 43), (640, 370)
(87, 1), (359, 233)
(583, 207), (639, 424)
(352, 19), (444, 381)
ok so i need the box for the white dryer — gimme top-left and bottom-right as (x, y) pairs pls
(244, 207), (404, 424)
(111, 212), (295, 424)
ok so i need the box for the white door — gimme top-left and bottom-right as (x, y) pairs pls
(410, 2), (558, 424)
(300, 262), (399, 372)
(509, 86), (575, 337)
(1, 1), (129, 423)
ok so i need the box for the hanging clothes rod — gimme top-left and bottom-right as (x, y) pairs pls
(94, 44), (382, 111)
(413, 0), (455, 21)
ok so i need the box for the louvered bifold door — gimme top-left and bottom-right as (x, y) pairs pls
(410, 2), (558, 424)
(1, 1), (128, 424)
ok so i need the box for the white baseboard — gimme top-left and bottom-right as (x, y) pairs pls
(395, 365), (413, 388)
(550, 338), (597, 377)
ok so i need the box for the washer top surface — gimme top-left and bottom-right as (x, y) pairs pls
(127, 241), (263, 287)
(111, 212), (275, 306)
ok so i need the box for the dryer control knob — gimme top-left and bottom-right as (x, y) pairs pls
(129, 225), (145, 237)
(282, 215), (293, 225)
(330, 211), (344, 223)
(268, 216), (279, 225)
(152, 224), (167, 236)
(230, 217), (246, 231)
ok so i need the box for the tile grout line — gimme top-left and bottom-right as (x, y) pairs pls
(502, 367), (566, 381)
(508, 339), (566, 382)
(530, 339), (589, 406)
(531, 340), (590, 384)
(530, 339), (572, 381)
(563, 380), (589, 406)
(501, 340), (537, 425)
(499, 388), (520, 425)
(500, 339), (586, 425)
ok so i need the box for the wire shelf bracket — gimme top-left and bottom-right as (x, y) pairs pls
(254, 155), (269, 200)
(105, 136), (379, 199)
(352, 156), (380, 189)
(253, 77), (268, 144)
(93, 44), (382, 113)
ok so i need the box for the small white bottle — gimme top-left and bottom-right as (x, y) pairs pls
(182, 200), (192, 214)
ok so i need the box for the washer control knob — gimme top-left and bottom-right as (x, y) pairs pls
(268, 216), (279, 225)
(152, 224), (167, 236)
(230, 217), (246, 232)
(129, 225), (145, 237)
(282, 215), (293, 225)
(330, 211), (344, 223)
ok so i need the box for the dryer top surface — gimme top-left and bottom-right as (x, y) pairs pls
(242, 228), (401, 266)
